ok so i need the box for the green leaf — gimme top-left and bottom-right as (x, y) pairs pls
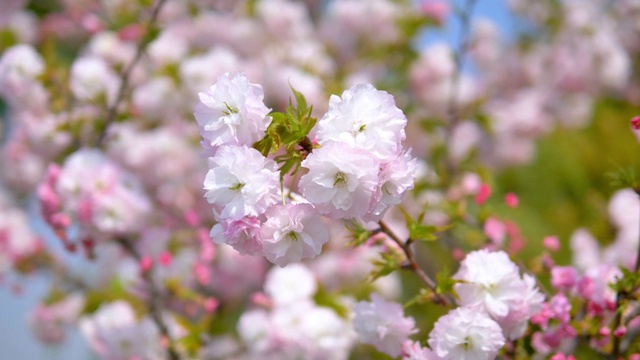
(399, 207), (442, 242)
(290, 83), (308, 115)
(611, 267), (640, 298)
(606, 165), (640, 193)
(366, 251), (403, 282)
(403, 288), (434, 309)
(345, 219), (372, 247)
(435, 267), (456, 296)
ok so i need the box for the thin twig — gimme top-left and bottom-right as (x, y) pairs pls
(115, 238), (181, 360)
(378, 220), (454, 306)
(95, 0), (169, 146)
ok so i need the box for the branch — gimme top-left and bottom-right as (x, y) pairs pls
(95, 0), (169, 147)
(115, 237), (181, 360)
(378, 220), (454, 306)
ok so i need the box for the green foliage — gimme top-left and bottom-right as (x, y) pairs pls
(611, 267), (640, 298)
(403, 288), (436, 309)
(494, 98), (640, 257)
(253, 86), (317, 182)
(607, 165), (640, 193)
(367, 250), (404, 283)
(435, 267), (456, 297)
(81, 277), (145, 316)
(345, 219), (372, 247)
(313, 284), (349, 319)
(399, 207), (451, 242)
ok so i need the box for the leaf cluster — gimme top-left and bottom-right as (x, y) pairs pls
(254, 86), (317, 180)
(611, 267), (640, 299)
(399, 207), (451, 242)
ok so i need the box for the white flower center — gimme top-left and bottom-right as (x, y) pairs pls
(222, 102), (239, 116)
(333, 171), (348, 188)
(229, 182), (244, 191)
(287, 231), (299, 242)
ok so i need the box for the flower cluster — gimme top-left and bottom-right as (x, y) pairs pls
(300, 84), (417, 221)
(38, 148), (151, 252)
(237, 264), (354, 360)
(198, 74), (416, 266)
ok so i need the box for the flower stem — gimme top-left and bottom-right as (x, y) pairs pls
(96, 0), (169, 147)
(378, 220), (454, 306)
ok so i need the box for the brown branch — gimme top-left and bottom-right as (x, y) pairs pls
(378, 220), (454, 306)
(115, 238), (181, 360)
(95, 0), (169, 147)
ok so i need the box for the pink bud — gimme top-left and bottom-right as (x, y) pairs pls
(550, 353), (567, 360)
(184, 209), (200, 226)
(614, 326), (627, 338)
(631, 116), (640, 142)
(198, 228), (215, 261)
(475, 183), (491, 205)
(629, 354), (640, 360)
(204, 297), (219, 313)
(77, 198), (93, 224)
(599, 326), (611, 337)
(452, 248), (465, 261)
(50, 213), (71, 230)
(81, 238), (95, 259)
(139, 256), (153, 273)
(504, 192), (519, 208)
(119, 24), (144, 41)
(158, 251), (172, 267)
(44, 164), (61, 184)
(461, 173), (481, 195)
(551, 266), (578, 291)
(193, 262), (210, 285)
(37, 183), (61, 218)
(81, 14), (103, 33)
(484, 217), (506, 245)
(251, 292), (272, 308)
(543, 235), (560, 251)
